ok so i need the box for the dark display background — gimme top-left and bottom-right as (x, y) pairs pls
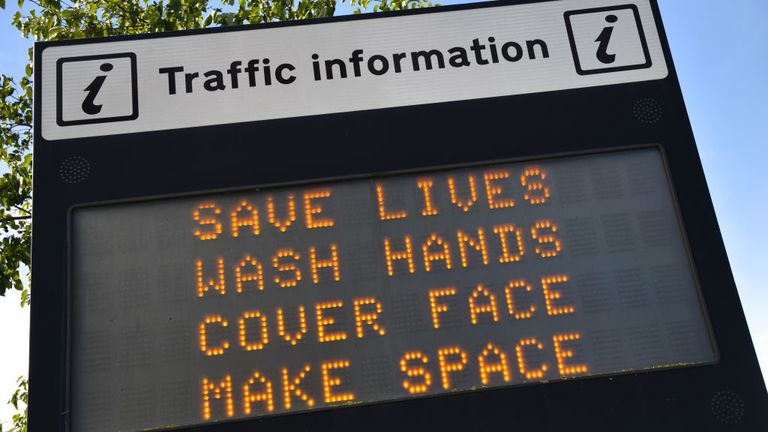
(71, 148), (714, 432)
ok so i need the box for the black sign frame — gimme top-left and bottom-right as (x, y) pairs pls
(31, 1), (768, 431)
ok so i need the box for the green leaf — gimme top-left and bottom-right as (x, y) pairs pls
(48, 26), (61, 40)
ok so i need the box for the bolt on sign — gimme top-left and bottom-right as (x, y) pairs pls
(30, 1), (767, 431)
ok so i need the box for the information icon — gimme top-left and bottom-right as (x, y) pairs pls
(565, 5), (652, 75)
(56, 52), (138, 126)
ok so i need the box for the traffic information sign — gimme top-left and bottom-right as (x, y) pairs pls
(30, 1), (768, 431)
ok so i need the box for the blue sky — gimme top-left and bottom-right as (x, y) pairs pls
(656, 0), (768, 371)
(0, 0), (766, 425)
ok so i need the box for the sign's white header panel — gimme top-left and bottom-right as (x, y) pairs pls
(40, 0), (667, 141)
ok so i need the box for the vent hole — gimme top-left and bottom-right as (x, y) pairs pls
(711, 390), (745, 424)
(633, 98), (663, 124)
(59, 156), (91, 184)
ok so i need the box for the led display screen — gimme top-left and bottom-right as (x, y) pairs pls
(70, 148), (715, 431)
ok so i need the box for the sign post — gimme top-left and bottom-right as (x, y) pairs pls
(31, 1), (768, 431)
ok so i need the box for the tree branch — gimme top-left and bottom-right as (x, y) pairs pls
(109, 0), (149, 25)
(1, 216), (31, 222)
(12, 205), (31, 215)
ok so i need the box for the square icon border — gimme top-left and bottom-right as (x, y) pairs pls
(56, 52), (139, 127)
(564, 4), (652, 76)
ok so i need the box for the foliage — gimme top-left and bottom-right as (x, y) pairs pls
(0, 0), (436, 430)
(0, 377), (27, 432)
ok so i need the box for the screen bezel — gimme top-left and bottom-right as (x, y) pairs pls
(66, 144), (719, 430)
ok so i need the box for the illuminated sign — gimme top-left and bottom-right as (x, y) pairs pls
(30, 1), (768, 431)
(39, 0), (668, 140)
(71, 148), (714, 430)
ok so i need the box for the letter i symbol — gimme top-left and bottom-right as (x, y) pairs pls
(595, 14), (618, 64)
(82, 62), (114, 115)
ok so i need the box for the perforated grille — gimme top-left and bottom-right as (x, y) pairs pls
(59, 156), (91, 184)
(633, 98), (663, 124)
(711, 390), (745, 424)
